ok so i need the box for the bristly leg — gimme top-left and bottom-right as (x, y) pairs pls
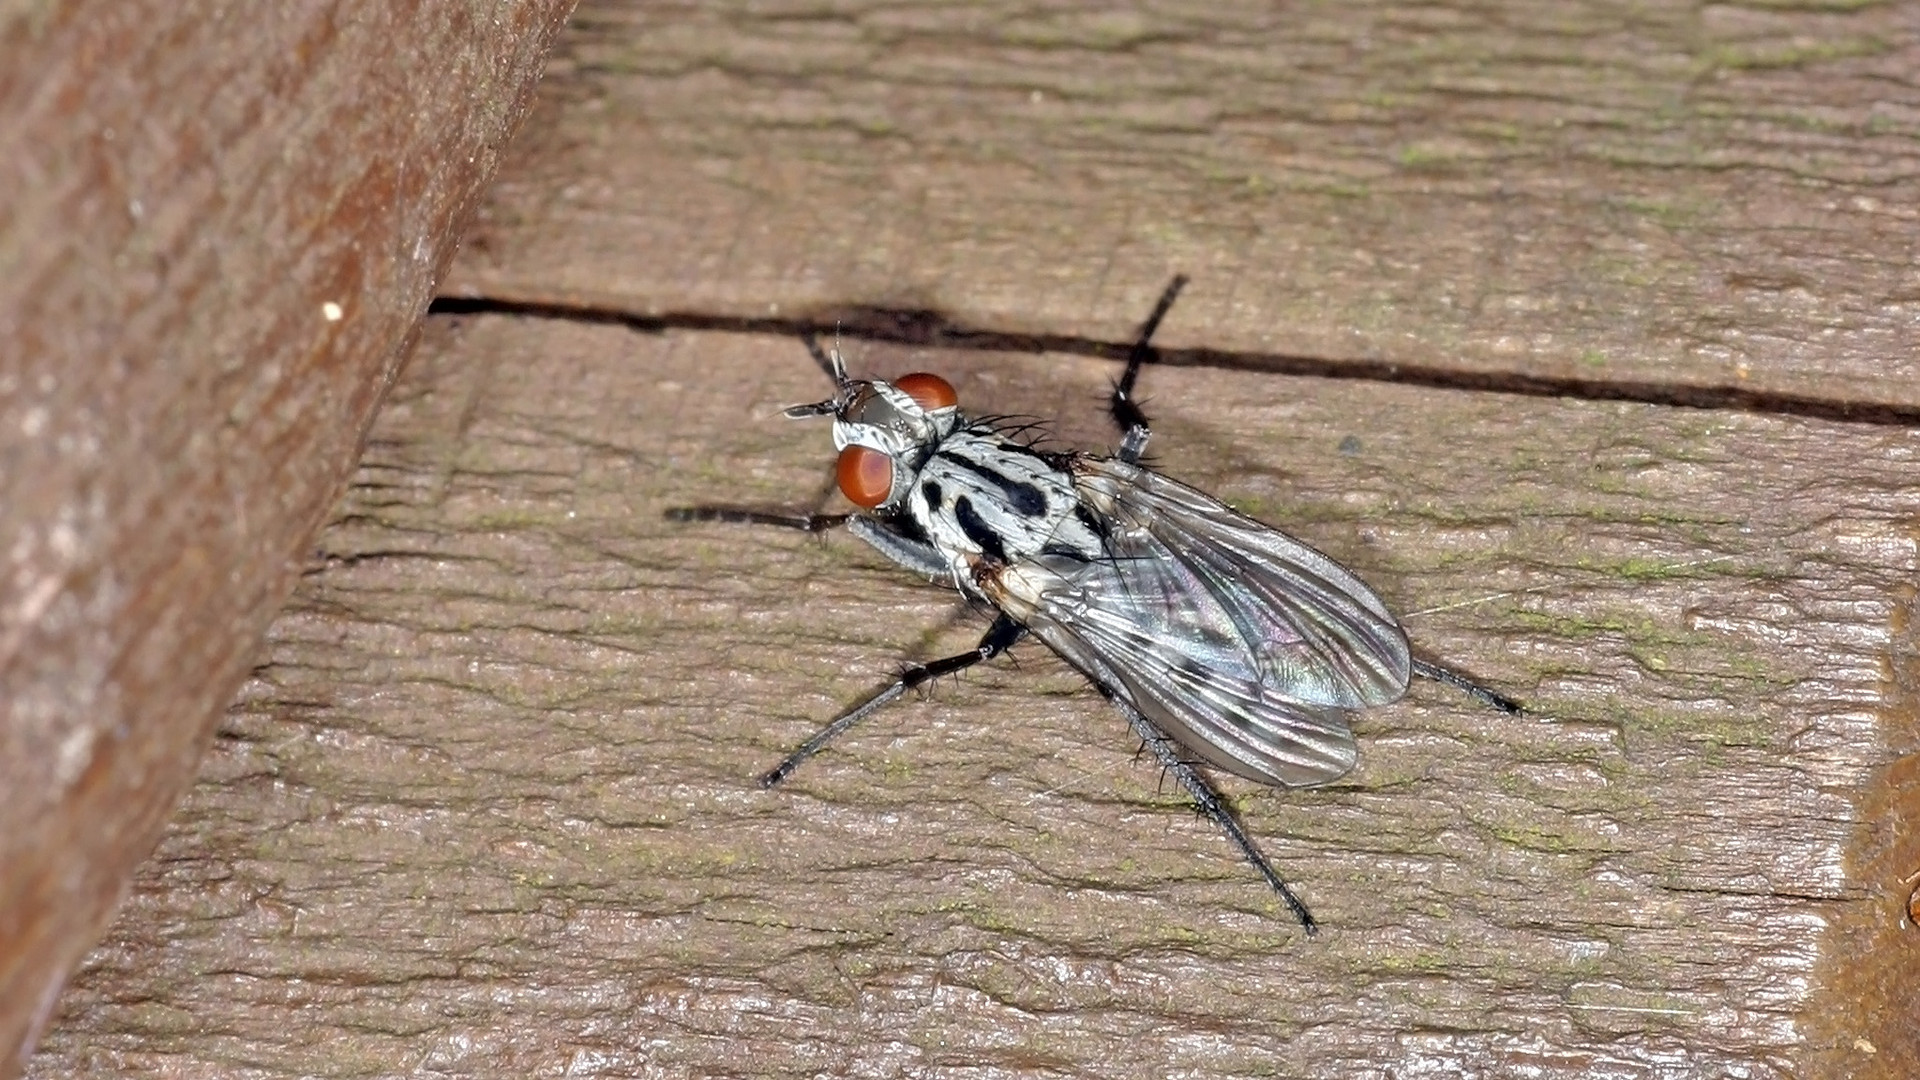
(663, 506), (851, 533)
(1410, 658), (1524, 714)
(1102, 690), (1319, 933)
(1111, 274), (1189, 464)
(761, 614), (1029, 787)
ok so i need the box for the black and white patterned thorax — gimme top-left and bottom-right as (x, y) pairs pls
(906, 428), (1104, 578)
(823, 368), (1106, 595)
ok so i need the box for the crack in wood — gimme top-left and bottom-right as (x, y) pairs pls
(428, 295), (1920, 429)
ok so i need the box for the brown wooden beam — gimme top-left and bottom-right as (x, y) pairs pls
(0, 1), (578, 1071)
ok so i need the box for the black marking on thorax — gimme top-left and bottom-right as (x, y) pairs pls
(942, 448), (1051, 519)
(952, 496), (1010, 563)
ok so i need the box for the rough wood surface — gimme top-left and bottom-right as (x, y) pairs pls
(30, 0), (1920, 1077)
(33, 314), (1918, 1077)
(0, 0), (577, 1072)
(447, 0), (1920, 409)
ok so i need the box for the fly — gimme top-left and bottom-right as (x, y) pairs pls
(667, 276), (1520, 932)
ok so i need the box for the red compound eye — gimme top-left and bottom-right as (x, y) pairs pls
(894, 372), (958, 411)
(837, 445), (895, 508)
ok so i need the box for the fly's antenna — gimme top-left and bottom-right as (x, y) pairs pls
(801, 330), (840, 383)
(788, 328), (853, 418)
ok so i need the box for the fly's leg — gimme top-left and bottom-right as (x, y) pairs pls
(1410, 658), (1524, 715)
(668, 341), (849, 529)
(762, 614), (1028, 787)
(1105, 691), (1319, 933)
(665, 436), (847, 532)
(669, 502), (950, 582)
(1111, 274), (1189, 465)
(664, 506), (851, 532)
(845, 517), (950, 580)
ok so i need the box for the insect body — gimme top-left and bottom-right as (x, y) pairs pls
(669, 276), (1518, 931)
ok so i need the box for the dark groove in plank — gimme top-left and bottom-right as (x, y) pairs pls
(428, 295), (1920, 428)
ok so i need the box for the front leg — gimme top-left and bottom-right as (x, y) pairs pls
(663, 458), (847, 531)
(846, 515), (950, 581)
(665, 504), (951, 583)
(663, 506), (851, 532)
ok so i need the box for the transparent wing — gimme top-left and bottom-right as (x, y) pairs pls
(987, 458), (1412, 788)
(1088, 459), (1414, 707)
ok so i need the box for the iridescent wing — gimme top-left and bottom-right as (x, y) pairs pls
(985, 458), (1412, 787)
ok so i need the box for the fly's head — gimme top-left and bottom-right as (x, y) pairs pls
(784, 347), (962, 512)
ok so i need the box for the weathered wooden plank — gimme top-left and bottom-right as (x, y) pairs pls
(447, 0), (1920, 408)
(32, 313), (1916, 1077)
(0, 0), (577, 1071)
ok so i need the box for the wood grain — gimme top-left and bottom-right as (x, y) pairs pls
(28, 0), (1920, 1076)
(448, 0), (1920, 408)
(33, 313), (1919, 1076)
